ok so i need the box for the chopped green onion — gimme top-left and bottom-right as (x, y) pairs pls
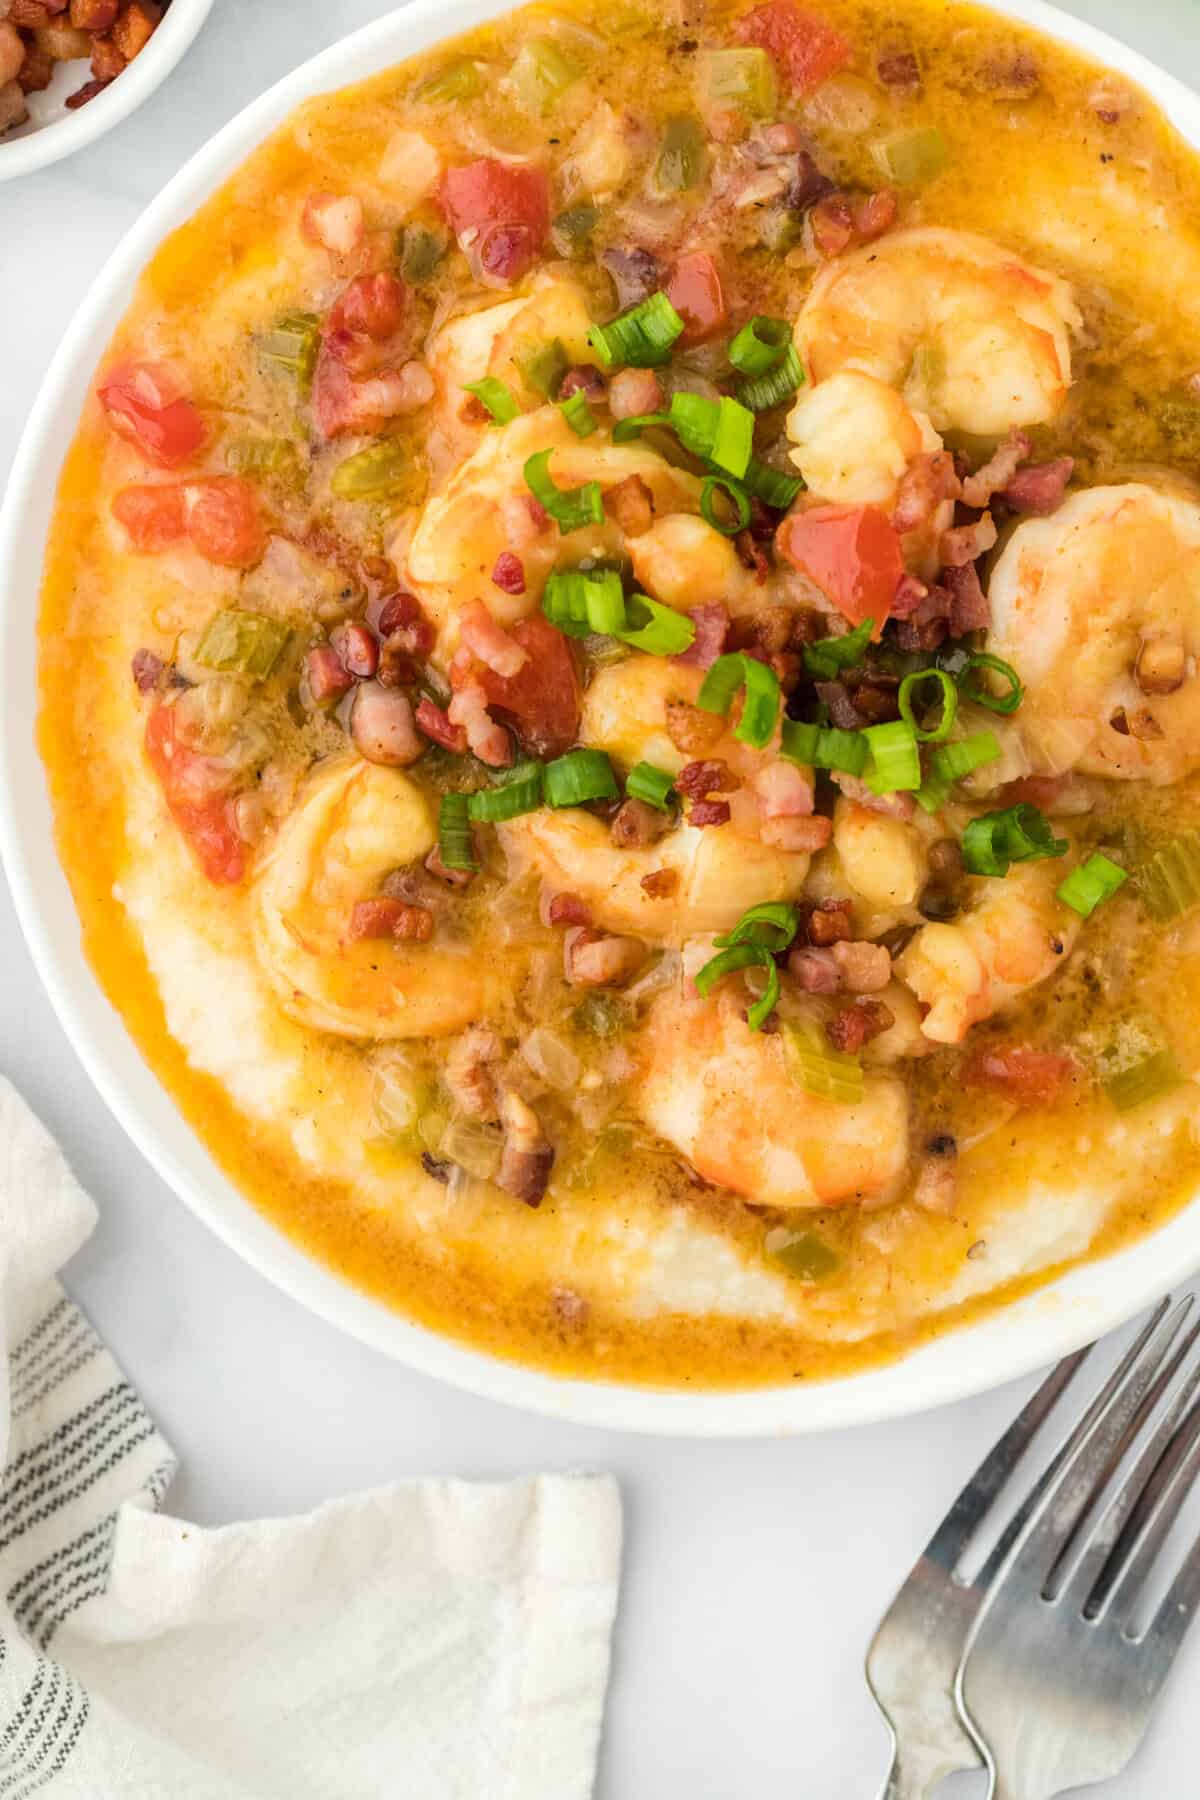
(898, 668), (958, 743)
(961, 804), (1068, 878)
(655, 113), (707, 193)
(331, 440), (410, 500)
(697, 652), (781, 749)
(915, 731), (1003, 815)
(558, 389), (597, 438)
(768, 1229), (840, 1281)
(701, 46), (777, 117)
(258, 312), (320, 387)
(551, 203), (599, 258)
(617, 593), (696, 656)
(1104, 1048), (1182, 1111)
(544, 748), (620, 808)
(588, 292), (685, 370)
(742, 455), (804, 510)
(225, 437), (301, 480)
(864, 720), (921, 793)
(626, 761), (676, 810)
(519, 338), (568, 400)
(712, 396), (755, 479)
(464, 377), (520, 425)
(1135, 829), (1200, 921)
(780, 718), (869, 776)
(872, 126), (951, 185)
(728, 316), (791, 378)
(398, 226), (446, 284)
(542, 568), (626, 638)
(694, 942), (780, 1032)
(194, 609), (290, 680)
(782, 1020), (864, 1105)
(699, 475), (751, 536)
(524, 448), (604, 533)
(467, 764), (544, 822)
(610, 410), (673, 444)
(803, 617), (873, 681)
(416, 58), (482, 103)
(737, 344), (805, 413)
(667, 392), (755, 478)
(1056, 852), (1128, 918)
(714, 900), (798, 952)
(510, 36), (580, 114)
(438, 792), (478, 870)
(958, 652), (1024, 715)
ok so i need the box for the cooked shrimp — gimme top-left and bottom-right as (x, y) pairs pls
(987, 481), (1200, 783)
(627, 512), (763, 618)
(786, 370), (943, 508)
(580, 655), (709, 773)
(253, 757), (493, 1039)
(896, 861), (1080, 1044)
(404, 408), (700, 642)
(429, 274), (596, 417)
(500, 807), (813, 939)
(796, 227), (1081, 437)
(638, 983), (909, 1209)
(833, 798), (929, 910)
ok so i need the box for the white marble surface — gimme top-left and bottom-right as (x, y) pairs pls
(1, 2), (1198, 1793)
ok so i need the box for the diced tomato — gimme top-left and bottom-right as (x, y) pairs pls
(439, 159), (549, 284)
(312, 350), (409, 439)
(328, 272), (407, 342)
(665, 252), (728, 345)
(144, 705), (245, 886)
(467, 614), (580, 757)
(181, 477), (265, 569)
(994, 775), (1068, 812)
(112, 483), (187, 552)
(98, 361), (205, 466)
(736, 0), (849, 93)
(776, 504), (905, 630)
(963, 1045), (1077, 1109)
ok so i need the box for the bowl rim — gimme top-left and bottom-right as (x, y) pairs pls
(3, 0), (1200, 1437)
(0, 0), (215, 184)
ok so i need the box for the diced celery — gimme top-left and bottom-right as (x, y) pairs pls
(872, 126), (952, 185)
(440, 1116), (503, 1180)
(415, 59), (482, 103)
(1104, 1049), (1183, 1112)
(510, 36), (580, 114)
(572, 992), (629, 1038)
(1135, 828), (1200, 921)
(551, 202), (599, 258)
(194, 609), (290, 680)
(417, 1109), (449, 1153)
(655, 114), (707, 193)
(399, 226), (446, 285)
(782, 1020), (865, 1105)
(225, 437), (301, 481)
(701, 47), (777, 118)
(519, 338), (569, 399)
(258, 312), (320, 387)
(767, 1228), (840, 1282)
(331, 440), (410, 500)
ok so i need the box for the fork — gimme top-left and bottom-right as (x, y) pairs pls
(958, 1292), (1200, 1798)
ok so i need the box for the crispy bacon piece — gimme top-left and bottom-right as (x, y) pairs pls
(805, 898), (852, 946)
(350, 683), (423, 767)
(447, 680), (513, 768)
(414, 696), (467, 753)
(944, 561), (990, 635)
(349, 898), (434, 942)
(64, 74), (111, 106)
(565, 928), (647, 988)
(689, 798), (732, 827)
(1001, 457), (1074, 515)
(641, 868), (680, 899)
(811, 188), (898, 258)
(110, 0), (158, 59)
(676, 759), (738, 799)
(491, 551), (526, 595)
(940, 512), (998, 568)
(130, 648), (163, 694)
(962, 1044), (1076, 1108)
(892, 451), (960, 535)
(305, 645), (355, 704)
(330, 620), (379, 680)
(603, 473), (654, 537)
(961, 430), (1031, 509)
(560, 365), (606, 401)
(788, 945), (840, 992)
(459, 599), (529, 678)
(672, 603), (729, 671)
(826, 997), (894, 1053)
(610, 799), (670, 848)
(547, 892), (592, 927)
(831, 939), (891, 992)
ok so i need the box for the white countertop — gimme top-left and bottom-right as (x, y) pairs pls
(2, 2), (1198, 1792)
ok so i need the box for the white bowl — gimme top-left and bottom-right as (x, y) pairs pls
(3, 0), (1200, 1435)
(0, 0), (213, 182)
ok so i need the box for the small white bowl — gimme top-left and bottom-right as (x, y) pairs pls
(0, 0), (213, 183)
(3, 0), (1200, 1434)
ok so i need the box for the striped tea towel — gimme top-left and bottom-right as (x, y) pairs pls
(0, 1078), (622, 1799)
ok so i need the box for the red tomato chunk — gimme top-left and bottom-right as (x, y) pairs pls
(963, 1045), (1078, 1109)
(735, 0), (849, 94)
(439, 159), (549, 284)
(470, 615), (580, 758)
(111, 482), (186, 551)
(776, 504), (905, 629)
(144, 705), (245, 886)
(182, 478), (265, 569)
(98, 361), (205, 466)
(665, 253), (727, 344)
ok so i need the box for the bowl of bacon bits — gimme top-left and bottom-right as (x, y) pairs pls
(0, 0), (212, 179)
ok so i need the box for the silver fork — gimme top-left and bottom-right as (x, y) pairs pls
(959, 1292), (1200, 1798)
(866, 1297), (1186, 1798)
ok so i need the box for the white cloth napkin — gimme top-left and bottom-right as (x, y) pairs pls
(0, 1078), (622, 1799)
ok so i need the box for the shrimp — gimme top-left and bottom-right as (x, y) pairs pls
(627, 512), (764, 619)
(986, 481), (1200, 783)
(795, 227), (1081, 437)
(786, 370), (942, 509)
(404, 408), (700, 643)
(833, 798), (929, 910)
(499, 807), (813, 939)
(637, 982), (909, 1209)
(429, 274), (597, 419)
(252, 757), (494, 1039)
(895, 861), (1080, 1045)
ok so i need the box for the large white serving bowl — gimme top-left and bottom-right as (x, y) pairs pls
(0, 0), (214, 183)
(3, 0), (1200, 1435)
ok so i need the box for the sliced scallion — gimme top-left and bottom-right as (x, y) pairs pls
(728, 316), (791, 378)
(544, 748), (620, 807)
(1056, 852), (1128, 918)
(464, 377), (520, 424)
(737, 344), (805, 413)
(915, 731), (1002, 815)
(542, 568), (626, 638)
(697, 652), (781, 749)
(700, 475), (751, 536)
(587, 291), (685, 370)
(626, 761), (676, 810)
(742, 455), (804, 510)
(524, 448), (604, 533)
(714, 900), (799, 952)
(558, 389), (597, 438)
(803, 617), (874, 681)
(694, 941), (780, 1032)
(783, 1020), (864, 1105)
(958, 652), (1024, 715)
(617, 593), (696, 656)
(780, 718), (869, 777)
(898, 668), (958, 743)
(864, 720), (922, 794)
(438, 792), (478, 870)
(668, 391), (755, 478)
(467, 763), (544, 821)
(961, 804), (1068, 878)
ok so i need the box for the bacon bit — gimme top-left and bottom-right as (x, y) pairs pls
(447, 680), (513, 768)
(70, 0), (119, 24)
(806, 898), (852, 946)
(609, 366), (664, 420)
(831, 939), (891, 992)
(601, 246), (662, 309)
(672, 602), (729, 671)
(305, 644), (355, 703)
(86, 33), (122, 81)
(414, 696), (467, 753)
(815, 679), (863, 731)
(110, 0), (158, 59)
(351, 683), (423, 767)
(892, 588), (951, 653)
(735, 530), (769, 582)
(855, 189), (898, 239)
(328, 271), (407, 347)
(992, 775), (1066, 816)
(425, 844), (474, 888)
(754, 759), (814, 818)
(788, 945), (841, 992)
(891, 573), (929, 619)
(130, 648), (163, 694)
(375, 590), (435, 656)
(1001, 457), (1074, 516)
(892, 451), (961, 535)
(565, 928), (647, 987)
(350, 897), (434, 942)
(689, 798), (732, 827)
(940, 511), (998, 568)
(760, 813), (833, 851)
(496, 1088), (555, 1207)
(876, 47), (920, 91)
(826, 997), (894, 1053)
(962, 1044), (1076, 1108)
(302, 193), (365, 257)
(459, 599), (529, 678)
(603, 473), (654, 537)
(811, 188), (897, 258)
(331, 620), (379, 680)
(11, 0), (52, 25)
(18, 39), (53, 87)
(945, 562), (990, 636)
(444, 1025), (501, 1120)
(961, 431), (1031, 509)
(676, 758), (738, 798)
(832, 772), (915, 821)
(491, 551), (526, 595)
(312, 352), (412, 439)
(641, 868), (680, 899)
(611, 799), (671, 848)
(64, 74), (111, 107)
(560, 364), (606, 401)
(526, 495), (551, 533)
(548, 892), (592, 928)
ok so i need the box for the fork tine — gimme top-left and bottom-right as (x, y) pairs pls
(1142, 1485), (1200, 1666)
(1097, 1396), (1200, 1636)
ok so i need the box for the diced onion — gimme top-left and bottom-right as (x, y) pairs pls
(521, 1027), (581, 1089)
